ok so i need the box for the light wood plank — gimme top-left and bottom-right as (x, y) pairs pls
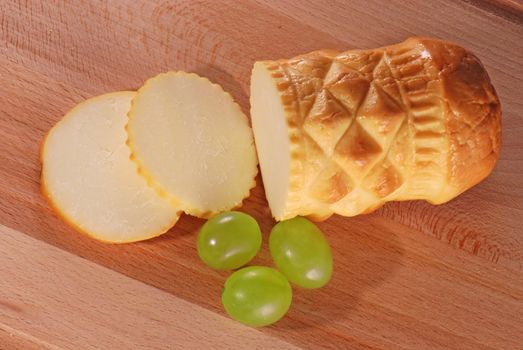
(0, 224), (299, 350)
(0, 0), (522, 348)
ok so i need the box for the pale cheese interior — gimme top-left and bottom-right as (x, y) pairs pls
(250, 63), (291, 220)
(41, 92), (180, 242)
(127, 73), (258, 216)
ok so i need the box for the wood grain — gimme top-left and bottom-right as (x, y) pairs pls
(0, 224), (299, 350)
(463, 0), (523, 23)
(1, 0), (522, 349)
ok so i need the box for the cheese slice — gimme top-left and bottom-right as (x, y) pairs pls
(250, 63), (292, 220)
(41, 92), (180, 243)
(126, 72), (258, 218)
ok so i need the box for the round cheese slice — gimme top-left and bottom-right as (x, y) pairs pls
(126, 72), (258, 218)
(41, 92), (180, 243)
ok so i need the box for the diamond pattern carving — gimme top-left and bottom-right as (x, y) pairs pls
(309, 161), (353, 204)
(373, 56), (404, 107)
(357, 83), (406, 143)
(303, 89), (354, 156)
(291, 45), (443, 206)
(333, 121), (383, 177)
(387, 121), (411, 172)
(335, 51), (383, 76)
(363, 159), (403, 198)
(284, 55), (333, 118)
(325, 67), (369, 115)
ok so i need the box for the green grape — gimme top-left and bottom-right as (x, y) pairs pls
(269, 217), (333, 289)
(197, 211), (262, 270)
(222, 266), (292, 327)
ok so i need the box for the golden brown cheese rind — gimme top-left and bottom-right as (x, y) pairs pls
(255, 37), (501, 220)
(418, 38), (501, 193)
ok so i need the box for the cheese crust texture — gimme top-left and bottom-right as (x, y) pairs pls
(41, 92), (180, 242)
(251, 37), (501, 221)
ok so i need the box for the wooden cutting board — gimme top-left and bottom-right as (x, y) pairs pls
(1, 1), (522, 349)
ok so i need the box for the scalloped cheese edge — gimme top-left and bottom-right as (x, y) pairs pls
(126, 72), (258, 219)
(41, 91), (181, 243)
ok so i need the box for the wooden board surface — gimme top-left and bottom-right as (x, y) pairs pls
(1, 0), (522, 349)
